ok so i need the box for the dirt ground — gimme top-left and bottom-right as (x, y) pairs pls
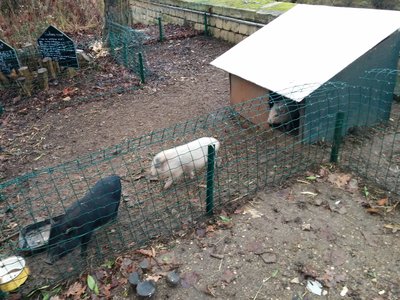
(0, 26), (230, 180)
(149, 174), (400, 300)
(1, 27), (399, 300)
(23, 171), (400, 300)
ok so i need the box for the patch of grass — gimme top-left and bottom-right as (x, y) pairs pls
(0, 0), (104, 46)
(187, 0), (275, 10)
(267, 2), (296, 11)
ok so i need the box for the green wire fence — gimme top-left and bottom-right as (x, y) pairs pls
(106, 19), (149, 80)
(1, 69), (400, 293)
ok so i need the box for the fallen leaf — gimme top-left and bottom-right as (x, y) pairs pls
(319, 167), (330, 178)
(299, 264), (319, 279)
(146, 274), (162, 282)
(366, 208), (381, 215)
(136, 248), (155, 257)
(203, 285), (217, 297)
(101, 284), (111, 298)
(243, 206), (262, 218)
(206, 225), (215, 233)
(234, 208), (244, 214)
(119, 258), (134, 275)
(65, 282), (86, 299)
(301, 191), (318, 196)
(383, 223), (400, 233)
(87, 275), (99, 295)
(219, 215), (231, 222)
(328, 173), (351, 189)
(377, 198), (388, 206)
(94, 269), (108, 282)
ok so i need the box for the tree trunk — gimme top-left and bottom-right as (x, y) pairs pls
(103, 0), (132, 44)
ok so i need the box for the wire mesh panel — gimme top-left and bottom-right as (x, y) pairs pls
(0, 93), (332, 292)
(340, 69), (400, 193)
(107, 19), (149, 77)
(2, 71), (400, 292)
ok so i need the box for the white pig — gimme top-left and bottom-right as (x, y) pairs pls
(150, 137), (221, 189)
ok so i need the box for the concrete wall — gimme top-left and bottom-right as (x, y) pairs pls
(130, 0), (284, 44)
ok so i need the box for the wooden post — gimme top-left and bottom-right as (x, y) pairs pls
(52, 60), (61, 74)
(21, 43), (38, 70)
(16, 77), (31, 96)
(43, 57), (56, 79)
(37, 68), (49, 91)
(18, 66), (33, 94)
(67, 67), (77, 78)
(0, 72), (9, 86)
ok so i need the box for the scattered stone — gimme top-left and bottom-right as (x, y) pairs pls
(139, 258), (150, 273)
(166, 271), (180, 287)
(128, 271), (141, 288)
(261, 253), (277, 264)
(340, 286), (348, 296)
(302, 223), (311, 231)
(210, 252), (224, 259)
(221, 269), (236, 283)
(315, 198), (324, 206)
(290, 277), (300, 284)
(136, 280), (156, 298)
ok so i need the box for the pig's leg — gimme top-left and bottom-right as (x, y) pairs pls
(164, 167), (183, 189)
(163, 178), (173, 189)
(80, 232), (93, 258)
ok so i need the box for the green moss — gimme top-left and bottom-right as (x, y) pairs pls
(187, 0), (275, 10)
(268, 2), (295, 11)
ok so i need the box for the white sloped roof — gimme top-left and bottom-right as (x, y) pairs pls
(211, 4), (400, 102)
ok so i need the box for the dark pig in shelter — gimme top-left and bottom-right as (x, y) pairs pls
(267, 95), (300, 134)
(45, 175), (122, 264)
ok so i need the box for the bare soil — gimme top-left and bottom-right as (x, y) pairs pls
(1, 26), (399, 300)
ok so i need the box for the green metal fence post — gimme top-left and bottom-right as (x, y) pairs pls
(330, 111), (345, 163)
(138, 52), (145, 84)
(123, 32), (128, 68)
(206, 144), (216, 216)
(204, 13), (209, 36)
(158, 17), (164, 42)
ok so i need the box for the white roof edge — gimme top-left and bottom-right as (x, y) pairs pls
(211, 4), (400, 102)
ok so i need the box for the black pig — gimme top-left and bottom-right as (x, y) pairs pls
(267, 94), (300, 134)
(45, 175), (122, 264)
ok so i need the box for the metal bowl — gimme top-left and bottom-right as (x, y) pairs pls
(18, 215), (64, 255)
(0, 256), (29, 292)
